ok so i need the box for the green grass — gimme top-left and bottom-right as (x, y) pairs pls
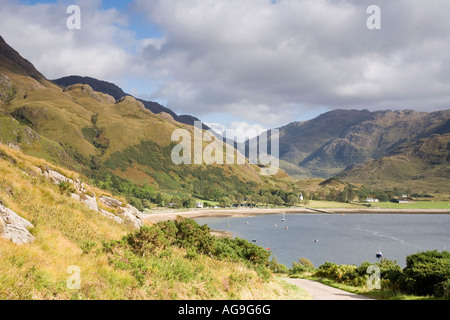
(306, 200), (366, 209)
(0, 143), (308, 300)
(370, 201), (450, 210)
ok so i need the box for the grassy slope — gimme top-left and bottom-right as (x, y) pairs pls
(0, 143), (306, 300)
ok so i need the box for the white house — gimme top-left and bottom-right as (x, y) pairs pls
(196, 202), (203, 208)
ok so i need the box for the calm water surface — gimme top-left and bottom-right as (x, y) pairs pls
(197, 213), (450, 268)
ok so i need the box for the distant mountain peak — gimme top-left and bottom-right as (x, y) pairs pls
(53, 75), (126, 101)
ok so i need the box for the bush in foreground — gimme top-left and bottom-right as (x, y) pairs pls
(398, 250), (450, 297)
(292, 250), (450, 298)
(104, 217), (272, 282)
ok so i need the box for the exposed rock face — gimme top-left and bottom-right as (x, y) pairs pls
(99, 209), (124, 224)
(99, 196), (122, 208)
(99, 196), (143, 229)
(44, 169), (74, 185)
(42, 168), (97, 210)
(80, 193), (98, 212)
(39, 168), (143, 228)
(0, 204), (35, 244)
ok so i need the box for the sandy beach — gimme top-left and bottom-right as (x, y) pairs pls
(143, 207), (450, 224)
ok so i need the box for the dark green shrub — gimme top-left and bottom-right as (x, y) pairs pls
(125, 226), (169, 257)
(315, 262), (339, 280)
(58, 181), (75, 195)
(104, 217), (273, 282)
(174, 216), (216, 255)
(270, 257), (289, 273)
(379, 259), (403, 285)
(399, 250), (450, 296)
(80, 240), (96, 254)
(289, 257), (315, 275)
(434, 278), (450, 298)
(315, 262), (362, 285)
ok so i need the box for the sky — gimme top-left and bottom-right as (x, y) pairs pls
(1, 0), (450, 134)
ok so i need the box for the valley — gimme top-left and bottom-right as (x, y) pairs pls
(0, 33), (449, 302)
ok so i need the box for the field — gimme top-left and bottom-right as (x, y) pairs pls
(369, 201), (450, 210)
(305, 200), (366, 209)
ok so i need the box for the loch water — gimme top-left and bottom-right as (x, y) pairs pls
(197, 213), (450, 268)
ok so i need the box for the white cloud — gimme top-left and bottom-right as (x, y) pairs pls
(134, 0), (450, 124)
(1, 0), (450, 130)
(0, 0), (136, 80)
(205, 120), (268, 142)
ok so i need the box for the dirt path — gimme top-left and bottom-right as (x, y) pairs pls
(282, 278), (374, 300)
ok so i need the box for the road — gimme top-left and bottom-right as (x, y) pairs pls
(282, 278), (374, 300)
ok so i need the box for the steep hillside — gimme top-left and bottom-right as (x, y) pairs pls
(0, 36), (285, 207)
(0, 36), (44, 81)
(52, 75), (208, 128)
(0, 142), (301, 300)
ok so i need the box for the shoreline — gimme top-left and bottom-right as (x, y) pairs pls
(143, 207), (450, 224)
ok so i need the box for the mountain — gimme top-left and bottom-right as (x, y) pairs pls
(0, 35), (302, 300)
(0, 36), (45, 81)
(338, 133), (450, 193)
(272, 109), (450, 179)
(0, 35), (292, 208)
(52, 75), (208, 128)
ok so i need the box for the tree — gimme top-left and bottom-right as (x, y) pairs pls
(287, 194), (298, 206)
(212, 188), (223, 201)
(219, 196), (232, 207)
(182, 197), (196, 208)
(235, 193), (244, 205)
(272, 195), (284, 206)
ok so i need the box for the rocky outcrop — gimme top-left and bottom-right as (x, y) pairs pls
(99, 209), (124, 224)
(99, 196), (143, 229)
(64, 84), (116, 104)
(39, 167), (143, 229)
(0, 204), (35, 244)
(80, 193), (98, 212)
(42, 167), (96, 209)
(44, 169), (75, 185)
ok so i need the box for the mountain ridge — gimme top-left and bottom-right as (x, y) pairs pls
(52, 75), (209, 128)
(273, 108), (450, 180)
(0, 36), (44, 81)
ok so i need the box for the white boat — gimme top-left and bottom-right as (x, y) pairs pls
(281, 212), (285, 222)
